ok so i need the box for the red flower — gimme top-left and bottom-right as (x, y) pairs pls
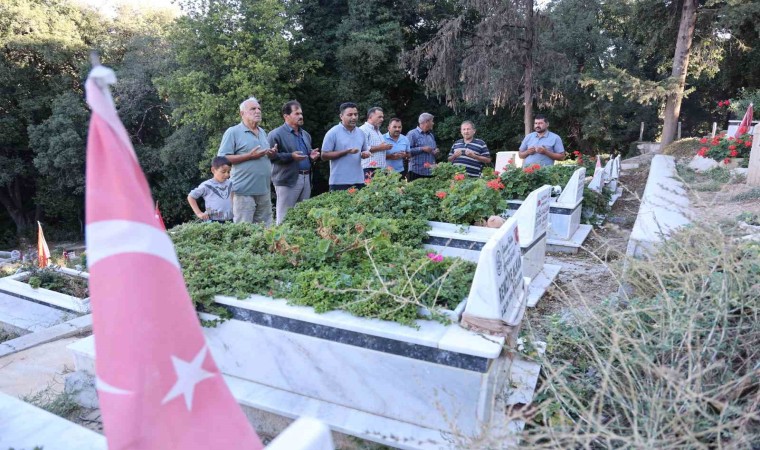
(700, 137), (708, 144)
(369, 161), (378, 167)
(736, 139), (743, 145)
(494, 170), (501, 176)
(725, 100), (730, 106)
(532, 164), (541, 170)
(729, 145), (737, 151)
(486, 179), (505, 190)
(347, 187), (357, 194)
(364, 177), (372, 185)
(423, 162), (432, 168)
(453, 173), (466, 181)
(435, 191), (447, 199)
(523, 167), (534, 174)
(711, 140), (720, 147)
(697, 148), (707, 157)
(723, 158), (731, 164)
(728, 136), (735, 141)
(730, 150), (739, 157)
(507, 159), (514, 165)
(746, 141), (753, 148)
(573, 150), (580, 156)
(718, 100), (724, 107)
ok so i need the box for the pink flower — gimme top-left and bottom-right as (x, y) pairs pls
(507, 159), (514, 165)
(435, 191), (447, 199)
(426, 253), (444, 263)
(454, 173), (466, 181)
(347, 187), (357, 194)
(729, 145), (737, 150)
(746, 141), (753, 148)
(723, 158), (731, 164)
(700, 137), (708, 144)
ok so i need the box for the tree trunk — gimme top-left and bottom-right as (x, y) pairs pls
(0, 183), (33, 235)
(523, 0), (535, 136)
(661, 0), (698, 147)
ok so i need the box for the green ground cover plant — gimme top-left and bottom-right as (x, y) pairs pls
(23, 266), (89, 298)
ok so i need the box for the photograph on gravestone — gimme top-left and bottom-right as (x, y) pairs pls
(461, 217), (526, 336)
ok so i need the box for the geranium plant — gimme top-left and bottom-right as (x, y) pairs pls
(697, 133), (753, 164)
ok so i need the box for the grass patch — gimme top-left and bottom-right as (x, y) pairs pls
(662, 137), (701, 157)
(693, 180), (723, 191)
(1, 328), (19, 343)
(22, 266), (89, 298)
(22, 386), (82, 420)
(732, 187), (760, 202)
(521, 223), (760, 448)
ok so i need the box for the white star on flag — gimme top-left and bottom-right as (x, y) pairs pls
(162, 345), (216, 411)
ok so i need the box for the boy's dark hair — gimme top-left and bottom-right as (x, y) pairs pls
(212, 156), (231, 169)
(339, 102), (358, 114)
(282, 100), (302, 116)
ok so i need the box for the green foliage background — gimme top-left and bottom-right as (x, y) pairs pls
(1, 0), (759, 243)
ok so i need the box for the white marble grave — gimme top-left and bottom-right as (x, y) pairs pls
(546, 168), (593, 253)
(626, 155), (692, 257)
(69, 291), (531, 449)
(0, 267), (90, 314)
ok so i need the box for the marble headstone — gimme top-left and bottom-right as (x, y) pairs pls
(495, 151), (523, 170)
(556, 167), (586, 205)
(463, 217), (525, 326)
(511, 185), (552, 244)
(588, 156), (605, 192)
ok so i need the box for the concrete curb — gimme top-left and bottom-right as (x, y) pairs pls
(0, 314), (92, 358)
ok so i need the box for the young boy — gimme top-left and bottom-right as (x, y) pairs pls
(187, 156), (233, 222)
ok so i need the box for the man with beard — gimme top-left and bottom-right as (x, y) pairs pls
(518, 114), (566, 167)
(321, 102), (371, 191)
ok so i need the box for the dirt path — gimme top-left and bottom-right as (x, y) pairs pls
(526, 156), (651, 337)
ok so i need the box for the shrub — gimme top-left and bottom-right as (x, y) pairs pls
(696, 133), (754, 163)
(523, 223), (760, 448)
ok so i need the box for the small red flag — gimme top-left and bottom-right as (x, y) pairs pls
(37, 221), (51, 268)
(736, 103), (754, 138)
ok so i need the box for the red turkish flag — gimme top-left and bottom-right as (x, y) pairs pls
(736, 103), (753, 137)
(37, 221), (51, 268)
(84, 65), (263, 450)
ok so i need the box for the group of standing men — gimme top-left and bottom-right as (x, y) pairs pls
(218, 98), (565, 226)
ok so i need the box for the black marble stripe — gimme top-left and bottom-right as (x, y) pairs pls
(424, 236), (486, 250)
(221, 304), (492, 373)
(521, 231), (546, 254)
(505, 202), (580, 216)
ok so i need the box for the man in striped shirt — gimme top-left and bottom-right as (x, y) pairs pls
(360, 107), (392, 179)
(448, 121), (492, 177)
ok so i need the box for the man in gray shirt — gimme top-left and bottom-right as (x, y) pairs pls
(321, 102), (371, 191)
(268, 100), (321, 224)
(518, 114), (566, 167)
(218, 97), (277, 225)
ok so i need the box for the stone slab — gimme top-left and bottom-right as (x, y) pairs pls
(0, 391), (106, 450)
(0, 336), (80, 399)
(0, 314), (92, 357)
(546, 224), (593, 254)
(526, 263), (561, 308)
(267, 417), (335, 450)
(0, 291), (73, 334)
(627, 155), (691, 257)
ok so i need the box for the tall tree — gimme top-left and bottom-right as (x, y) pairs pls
(403, 0), (560, 136)
(660, 0), (698, 147)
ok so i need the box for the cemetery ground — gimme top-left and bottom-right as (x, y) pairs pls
(1, 153), (759, 448)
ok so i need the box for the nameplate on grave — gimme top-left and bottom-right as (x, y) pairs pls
(461, 217), (525, 332)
